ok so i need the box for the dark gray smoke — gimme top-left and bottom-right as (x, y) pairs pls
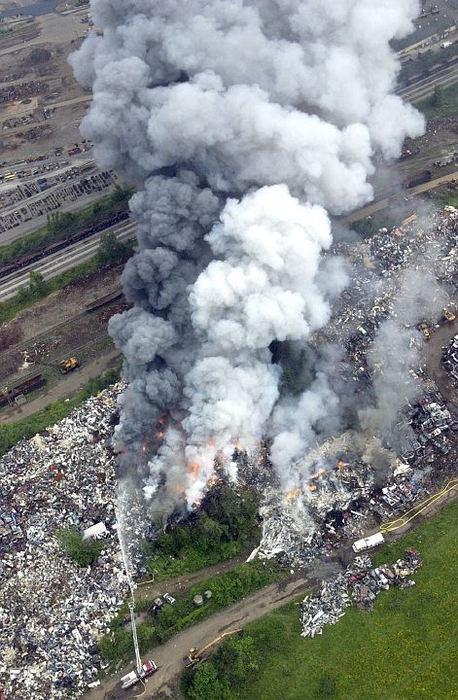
(71, 0), (424, 511)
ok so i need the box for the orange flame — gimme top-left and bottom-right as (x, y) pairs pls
(286, 487), (301, 500)
(337, 460), (345, 469)
(308, 484), (317, 492)
(189, 462), (200, 480)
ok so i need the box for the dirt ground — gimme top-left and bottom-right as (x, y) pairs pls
(0, 8), (89, 161)
(0, 263), (128, 408)
(1, 346), (120, 421)
(425, 318), (458, 410)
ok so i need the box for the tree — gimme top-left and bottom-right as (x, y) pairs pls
(96, 231), (126, 267)
(431, 84), (443, 107)
(28, 271), (46, 297)
(57, 528), (103, 566)
(187, 663), (227, 700)
(216, 635), (260, 687)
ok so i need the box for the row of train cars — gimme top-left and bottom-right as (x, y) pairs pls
(0, 210), (130, 280)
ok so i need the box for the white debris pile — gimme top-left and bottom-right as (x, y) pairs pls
(0, 382), (132, 699)
(300, 572), (351, 638)
(300, 548), (423, 637)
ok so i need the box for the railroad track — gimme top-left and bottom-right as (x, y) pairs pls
(397, 62), (458, 102)
(0, 220), (137, 301)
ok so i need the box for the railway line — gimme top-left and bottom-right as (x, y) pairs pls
(0, 220), (137, 301)
(0, 64), (455, 304)
(397, 61), (458, 102)
(340, 169), (458, 225)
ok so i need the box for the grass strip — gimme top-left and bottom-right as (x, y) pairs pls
(183, 499), (458, 700)
(99, 559), (285, 665)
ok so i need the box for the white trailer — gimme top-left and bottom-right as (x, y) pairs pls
(352, 532), (384, 553)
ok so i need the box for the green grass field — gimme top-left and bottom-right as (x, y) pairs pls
(189, 500), (458, 700)
(417, 82), (458, 120)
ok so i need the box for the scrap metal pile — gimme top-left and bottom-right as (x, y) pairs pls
(0, 383), (136, 700)
(442, 334), (458, 385)
(249, 207), (458, 567)
(254, 445), (426, 569)
(300, 548), (423, 637)
(326, 206), (458, 386)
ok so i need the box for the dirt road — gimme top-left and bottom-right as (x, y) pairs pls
(340, 170), (458, 224)
(424, 318), (458, 411)
(85, 559), (344, 700)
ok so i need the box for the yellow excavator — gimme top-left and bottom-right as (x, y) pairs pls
(182, 629), (243, 668)
(59, 357), (79, 374)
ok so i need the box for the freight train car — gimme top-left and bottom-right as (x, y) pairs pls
(403, 170), (431, 189)
(0, 210), (130, 280)
(0, 373), (45, 408)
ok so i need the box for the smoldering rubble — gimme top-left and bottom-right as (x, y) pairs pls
(70, 0), (425, 512)
(0, 383), (149, 700)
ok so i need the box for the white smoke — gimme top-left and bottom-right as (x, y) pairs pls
(71, 0), (424, 512)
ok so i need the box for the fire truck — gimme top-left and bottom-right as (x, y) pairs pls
(120, 659), (157, 689)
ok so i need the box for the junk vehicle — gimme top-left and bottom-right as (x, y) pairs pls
(441, 308), (456, 323)
(182, 629), (243, 668)
(352, 532), (384, 553)
(403, 170), (431, 189)
(120, 660), (157, 689)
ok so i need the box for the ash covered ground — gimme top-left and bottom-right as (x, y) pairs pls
(0, 206), (457, 699)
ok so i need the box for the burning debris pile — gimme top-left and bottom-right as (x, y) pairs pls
(253, 439), (426, 569)
(0, 383), (148, 700)
(69, 0), (426, 513)
(300, 548), (423, 637)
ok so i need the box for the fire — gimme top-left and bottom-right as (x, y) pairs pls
(286, 487), (301, 500)
(157, 431), (164, 437)
(142, 445), (147, 453)
(189, 461), (200, 480)
(308, 484), (317, 492)
(337, 460), (345, 469)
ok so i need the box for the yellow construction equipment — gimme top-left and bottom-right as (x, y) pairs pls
(442, 308), (456, 323)
(417, 322), (430, 339)
(59, 357), (79, 373)
(182, 629), (243, 668)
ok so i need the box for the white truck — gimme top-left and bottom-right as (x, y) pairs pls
(120, 660), (157, 689)
(352, 532), (384, 553)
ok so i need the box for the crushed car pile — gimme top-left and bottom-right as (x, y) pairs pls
(300, 548), (423, 637)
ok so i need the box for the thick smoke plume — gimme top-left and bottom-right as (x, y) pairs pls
(71, 0), (424, 512)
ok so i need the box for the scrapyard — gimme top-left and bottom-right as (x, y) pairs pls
(0, 385), (131, 699)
